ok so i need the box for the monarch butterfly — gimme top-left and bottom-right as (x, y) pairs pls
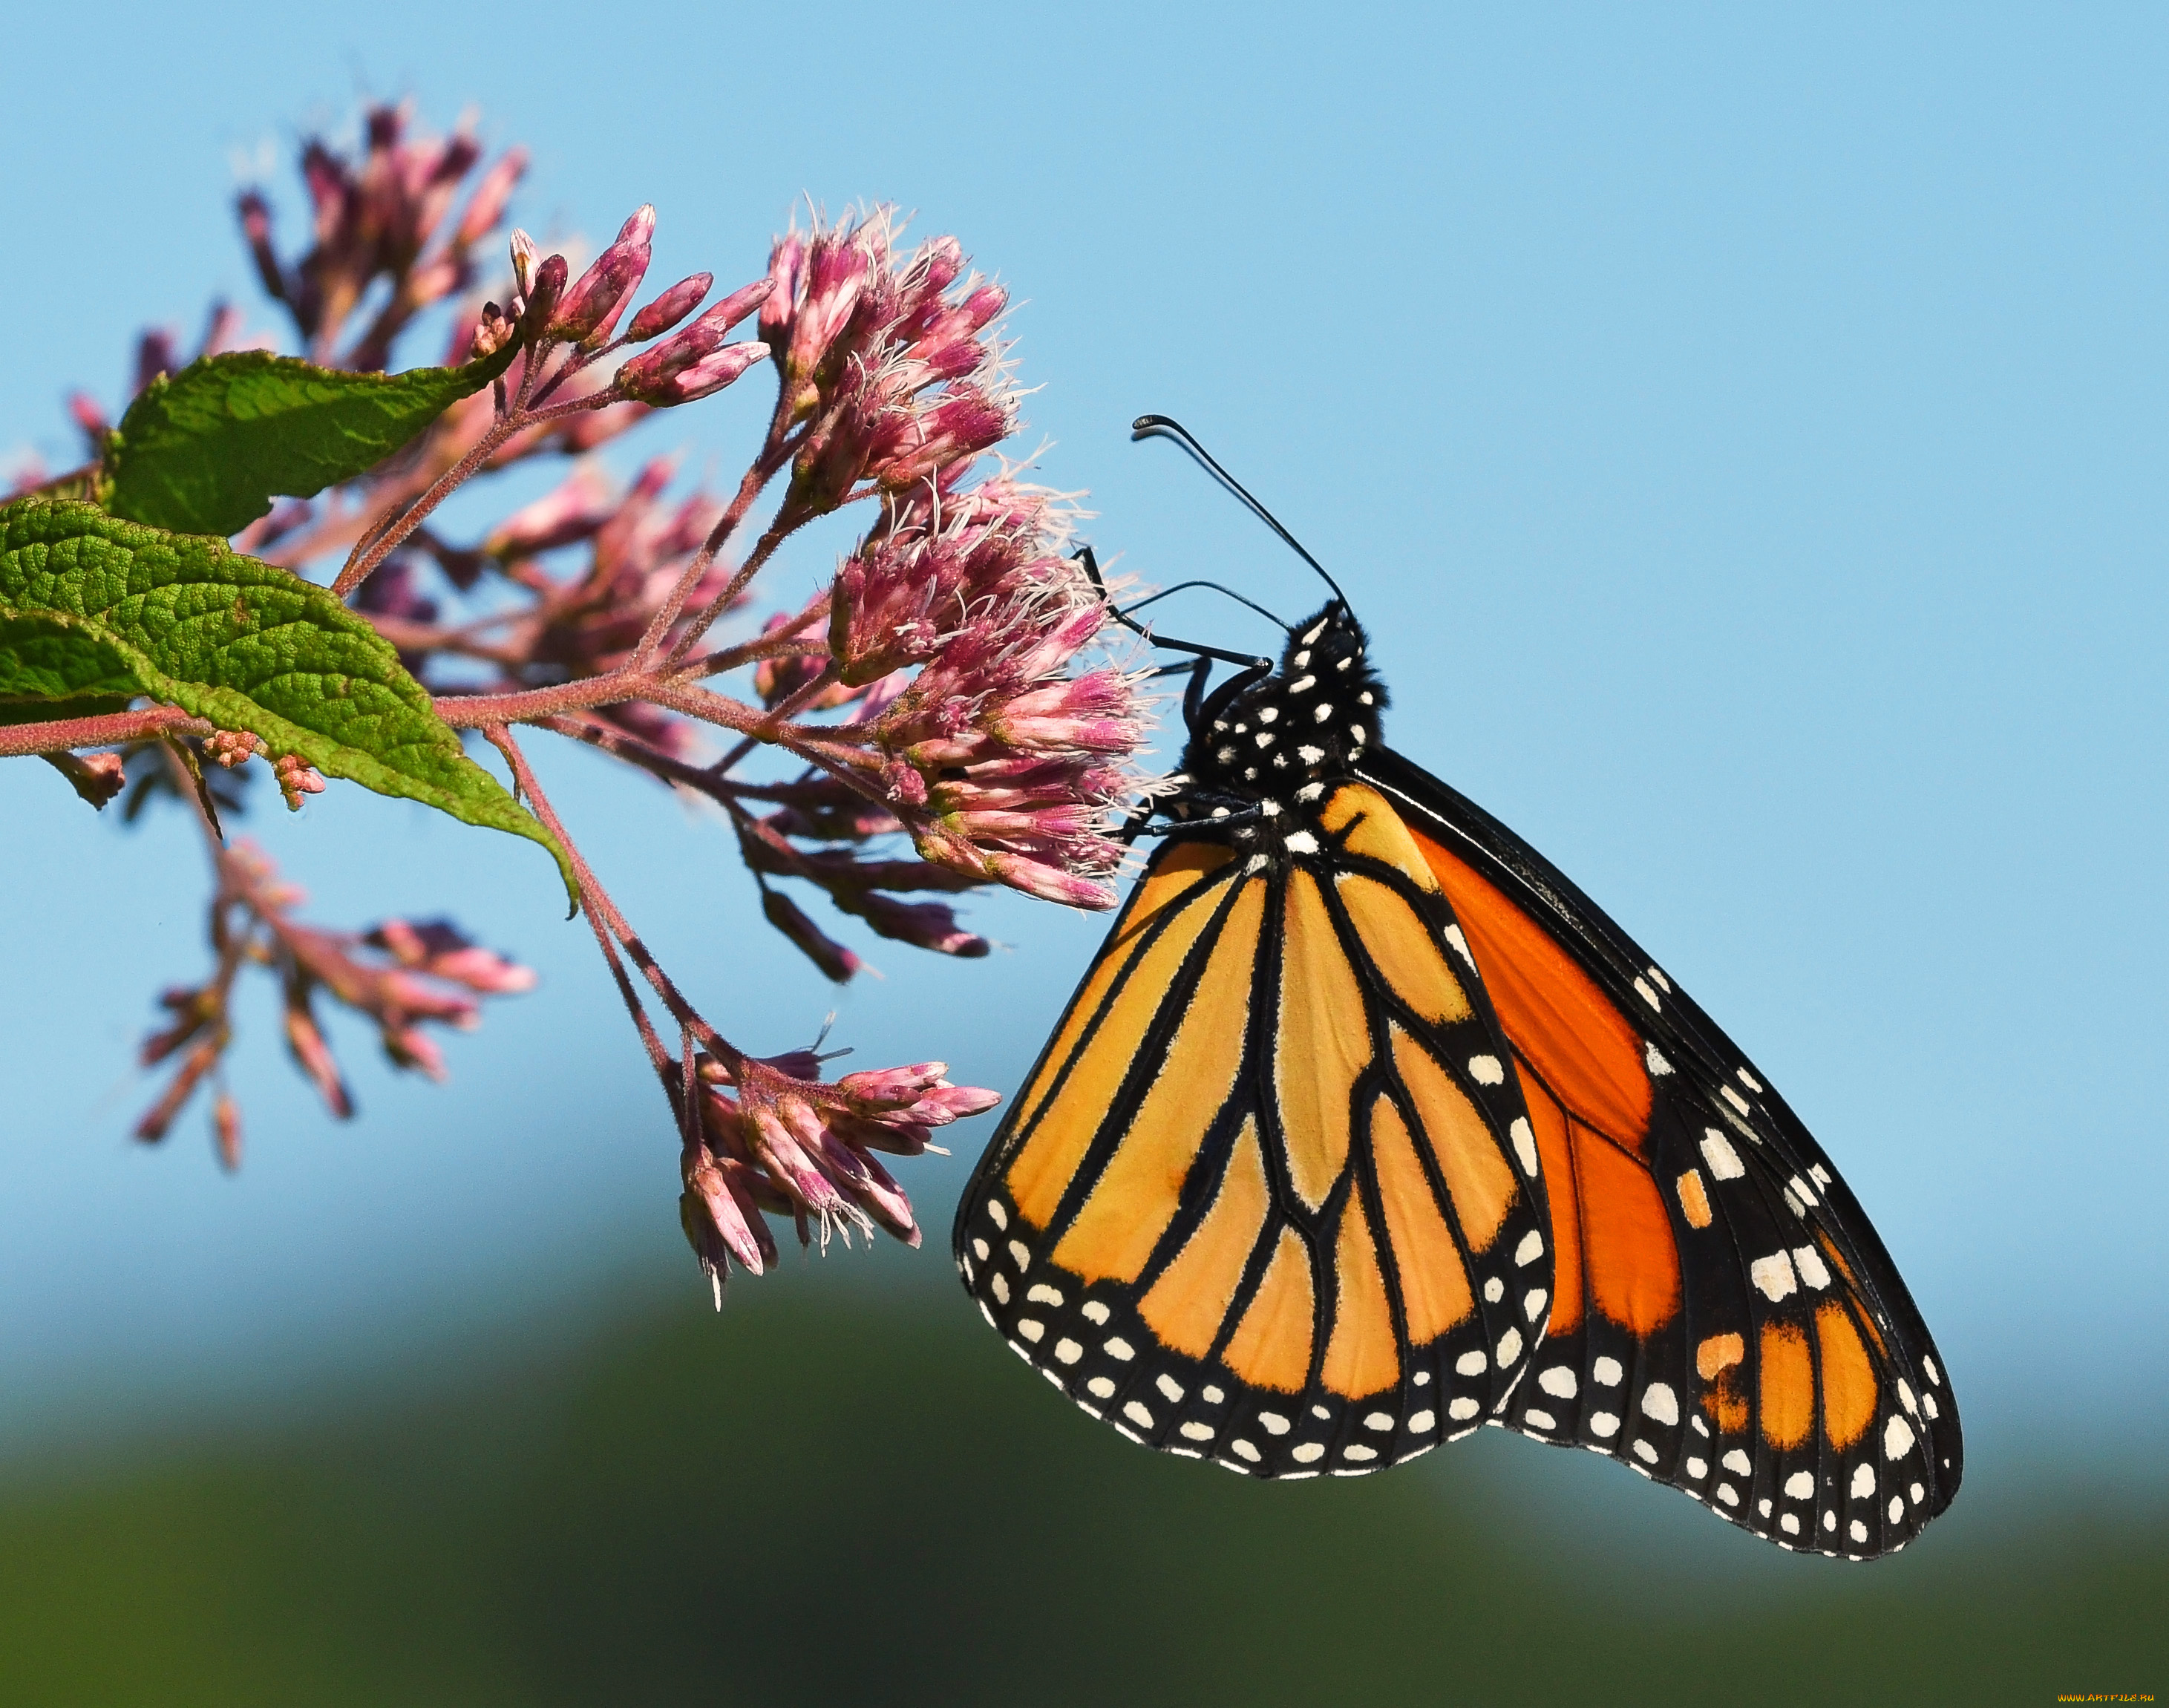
(954, 417), (1960, 1559)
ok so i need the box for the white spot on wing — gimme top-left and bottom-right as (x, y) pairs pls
(1258, 1411), (1291, 1435)
(987, 1201), (1008, 1231)
(1523, 1289), (1548, 1322)
(1283, 831), (1320, 854)
(1105, 1337), (1135, 1360)
(1468, 1054), (1505, 1085)
(1594, 1356), (1623, 1387)
(1055, 1338), (1083, 1365)
(1447, 1397), (1479, 1421)
(1082, 1300), (1110, 1326)
(1510, 1118), (1538, 1176)
(1784, 1470), (1815, 1499)
(1291, 1442), (1325, 1464)
(1750, 1251), (1798, 1301)
(1538, 1367), (1577, 1398)
(1514, 1230), (1544, 1266)
(1793, 1245), (1832, 1289)
(1123, 1400), (1154, 1429)
(1700, 1131), (1746, 1180)
(1640, 1383), (1678, 1425)
(1634, 978), (1661, 1010)
(1496, 1328), (1523, 1366)
(1027, 1284), (1064, 1306)
(1885, 1416), (1916, 1460)
(1157, 1373), (1185, 1403)
(1722, 1449), (1752, 1476)
(1456, 1350), (1488, 1376)
(1646, 1044), (1672, 1076)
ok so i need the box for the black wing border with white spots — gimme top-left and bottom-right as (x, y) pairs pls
(953, 817), (1555, 1482)
(1356, 744), (1962, 1559)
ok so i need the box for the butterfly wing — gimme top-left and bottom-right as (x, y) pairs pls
(1357, 745), (1962, 1557)
(953, 787), (1554, 1477)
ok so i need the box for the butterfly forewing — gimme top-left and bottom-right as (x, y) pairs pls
(1359, 745), (1961, 1557)
(955, 783), (1554, 1478)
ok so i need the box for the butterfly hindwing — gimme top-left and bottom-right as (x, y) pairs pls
(1358, 745), (1962, 1557)
(954, 783), (1554, 1477)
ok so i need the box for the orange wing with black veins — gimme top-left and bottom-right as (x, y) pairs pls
(1361, 747), (1960, 1560)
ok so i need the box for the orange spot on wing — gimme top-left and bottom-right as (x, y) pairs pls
(1699, 1335), (1751, 1431)
(1052, 881), (1266, 1281)
(1370, 1096), (1476, 1341)
(1813, 1229), (1888, 1356)
(1572, 1117), (1681, 1335)
(1275, 868), (1369, 1209)
(1005, 863), (1243, 1229)
(1321, 1192), (1400, 1398)
(1709, 1367), (1751, 1434)
(1517, 1065), (1583, 1335)
(1335, 874), (1470, 1024)
(1697, 1332), (1746, 1380)
(1676, 1167), (1712, 1229)
(1319, 785), (1440, 889)
(1816, 1300), (1879, 1450)
(1222, 1226), (1315, 1393)
(1412, 831), (1653, 1154)
(1759, 1321), (1816, 1450)
(1390, 1027), (1517, 1254)
(1139, 1117), (1271, 1361)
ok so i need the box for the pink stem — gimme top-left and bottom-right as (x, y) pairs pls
(0, 705), (209, 759)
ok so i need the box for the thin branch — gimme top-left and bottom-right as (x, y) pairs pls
(480, 724), (745, 1076)
(0, 705), (209, 759)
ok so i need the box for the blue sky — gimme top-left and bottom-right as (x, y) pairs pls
(1, 1), (2164, 1509)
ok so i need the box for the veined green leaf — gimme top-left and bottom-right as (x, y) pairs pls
(0, 499), (575, 904)
(104, 344), (518, 538)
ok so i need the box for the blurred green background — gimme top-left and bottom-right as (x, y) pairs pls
(0, 1269), (2159, 1705)
(5, 2), (2168, 1702)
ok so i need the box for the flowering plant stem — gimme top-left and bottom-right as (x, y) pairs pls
(9, 102), (1156, 1303)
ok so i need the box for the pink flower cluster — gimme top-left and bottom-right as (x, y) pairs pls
(680, 1053), (998, 1303)
(241, 103), (525, 368)
(135, 841), (535, 1161)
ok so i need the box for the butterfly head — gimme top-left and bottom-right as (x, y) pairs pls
(1180, 601), (1387, 805)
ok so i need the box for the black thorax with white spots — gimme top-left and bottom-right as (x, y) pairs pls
(1157, 602), (1387, 849)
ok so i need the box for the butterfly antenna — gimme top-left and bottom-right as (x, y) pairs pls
(1131, 414), (1349, 606)
(1121, 580), (1292, 632)
(1077, 549), (1272, 671)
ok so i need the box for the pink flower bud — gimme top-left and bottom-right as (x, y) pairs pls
(508, 229), (539, 296)
(981, 850), (1118, 910)
(283, 1001), (353, 1119)
(638, 341), (768, 407)
(212, 1092), (243, 1173)
(833, 1063), (949, 1110)
(684, 1150), (768, 1292)
(551, 205), (655, 346)
(857, 894), (989, 958)
(520, 252), (568, 341)
(625, 272), (712, 342)
(760, 889), (860, 983)
(457, 146), (528, 246)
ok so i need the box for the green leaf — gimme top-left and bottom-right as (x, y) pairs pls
(103, 344), (518, 538)
(0, 500), (576, 904)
